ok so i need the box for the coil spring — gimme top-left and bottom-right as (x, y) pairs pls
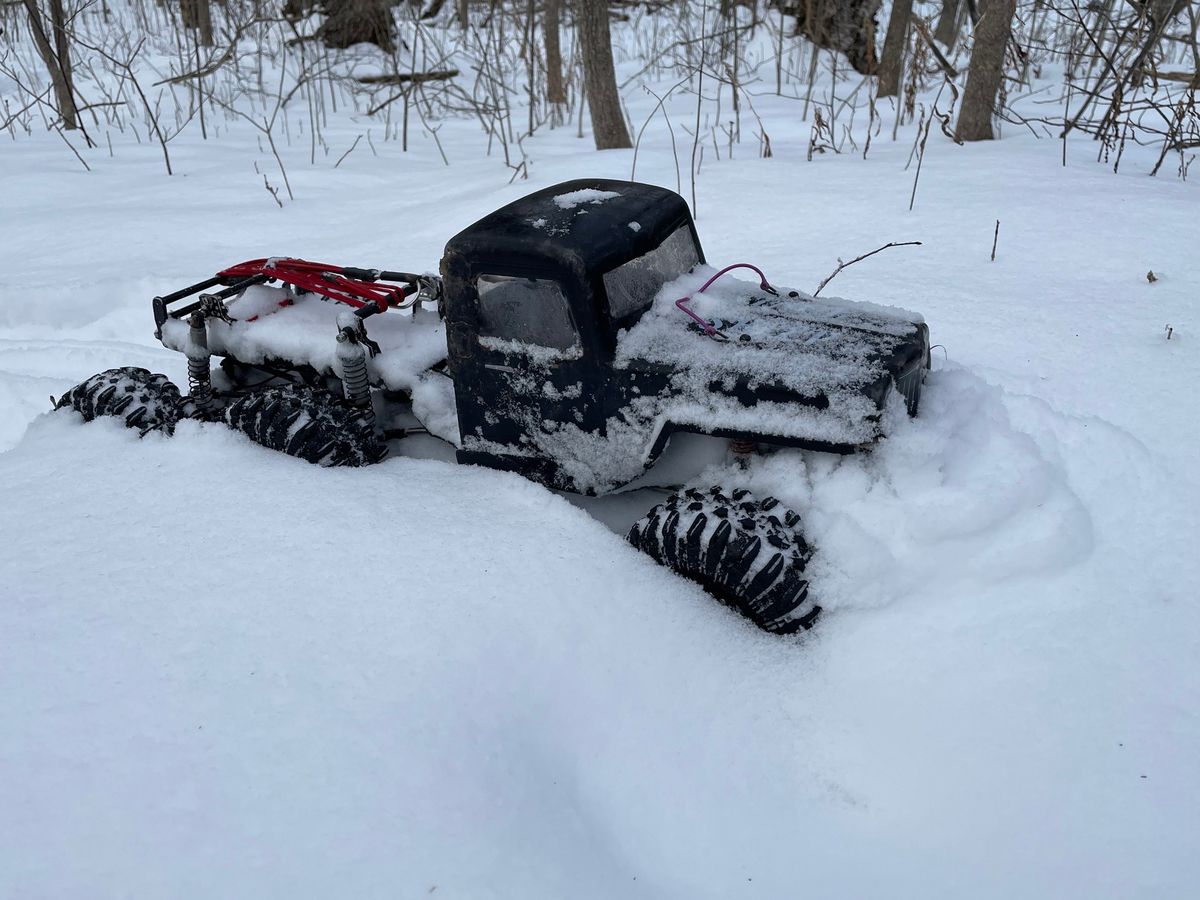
(187, 356), (214, 414)
(339, 339), (372, 410)
(187, 314), (214, 415)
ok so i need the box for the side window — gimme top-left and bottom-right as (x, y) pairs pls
(476, 274), (579, 351)
(603, 225), (700, 321)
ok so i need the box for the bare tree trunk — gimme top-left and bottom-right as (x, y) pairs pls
(319, 0), (396, 52)
(933, 0), (961, 47)
(1128, 0), (1190, 82)
(955, 0), (1016, 141)
(788, 0), (881, 75)
(20, 0), (79, 130)
(457, 0), (468, 29)
(181, 0), (214, 46)
(48, 0), (74, 91)
(876, 0), (914, 97)
(545, 0), (566, 106)
(200, 1), (213, 47)
(1147, 0), (1188, 32)
(577, 0), (631, 149)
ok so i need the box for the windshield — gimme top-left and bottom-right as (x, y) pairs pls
(603, 225), (700, 321)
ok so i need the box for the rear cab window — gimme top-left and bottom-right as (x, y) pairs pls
(476, 274), (579, 353)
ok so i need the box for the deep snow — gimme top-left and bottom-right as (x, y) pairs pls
(3, 12), (1200, 897)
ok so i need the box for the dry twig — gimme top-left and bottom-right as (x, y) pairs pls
(813, 242), (923, 297)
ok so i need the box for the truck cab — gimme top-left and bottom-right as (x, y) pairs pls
(441, 179), (702, 490)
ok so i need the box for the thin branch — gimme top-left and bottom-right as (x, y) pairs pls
(813, 242), (924, 297)
(334, 133), (362, 168)
(911, 15), (959, 79)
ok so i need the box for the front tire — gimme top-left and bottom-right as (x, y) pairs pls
(628, 487), (819, 634)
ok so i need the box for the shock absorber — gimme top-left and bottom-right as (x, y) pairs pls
(335, 320), (373, 416)
(186, 311), (215, 416)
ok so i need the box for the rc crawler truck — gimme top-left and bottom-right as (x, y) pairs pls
(56, 179), (930, 635)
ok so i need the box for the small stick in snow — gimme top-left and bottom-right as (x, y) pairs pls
(1165, 324), (1173, 340)
(334, 134), (363, 169)
(991, 220), (1000, 262)
(263, 174), (282, 209)
(812, 241), (923, 297)
(52, 124), (90, 171)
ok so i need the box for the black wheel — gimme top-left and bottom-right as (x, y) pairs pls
(628, 487), (819, 634)
(54, 367), (182, 435)
(223, 383), (387, 467)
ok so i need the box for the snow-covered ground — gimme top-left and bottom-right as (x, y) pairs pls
(3, 10), (1199, 896)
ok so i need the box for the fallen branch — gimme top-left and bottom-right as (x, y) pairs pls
(1149, 70), (1200, 87)
(152, 42), (239, 86)
(151, 17), (273, 87)
(813, 242), (923, 297)
(364, 68), (463, 116)
(357, 69), (459, 85)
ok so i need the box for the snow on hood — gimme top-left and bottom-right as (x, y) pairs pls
(617, 266), (924, 397)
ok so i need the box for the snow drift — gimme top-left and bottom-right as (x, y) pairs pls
(2, 354), (1196, 897)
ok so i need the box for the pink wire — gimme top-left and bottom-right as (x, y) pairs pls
(673, 296), (720, 335)
(674, 263), (772, 338)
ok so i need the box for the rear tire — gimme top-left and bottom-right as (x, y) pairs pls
(54, 367), (182, 435)
(223, 383), (387, 467)
(628, 487), (819, 634)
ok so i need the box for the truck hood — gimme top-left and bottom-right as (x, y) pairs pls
(616, 268), (924, 390)
(612, 269), (927, 451)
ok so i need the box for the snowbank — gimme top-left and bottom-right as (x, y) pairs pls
(3, 355), (1197, 897)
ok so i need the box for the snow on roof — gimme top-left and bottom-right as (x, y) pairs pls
(551, 188), (621, 210)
